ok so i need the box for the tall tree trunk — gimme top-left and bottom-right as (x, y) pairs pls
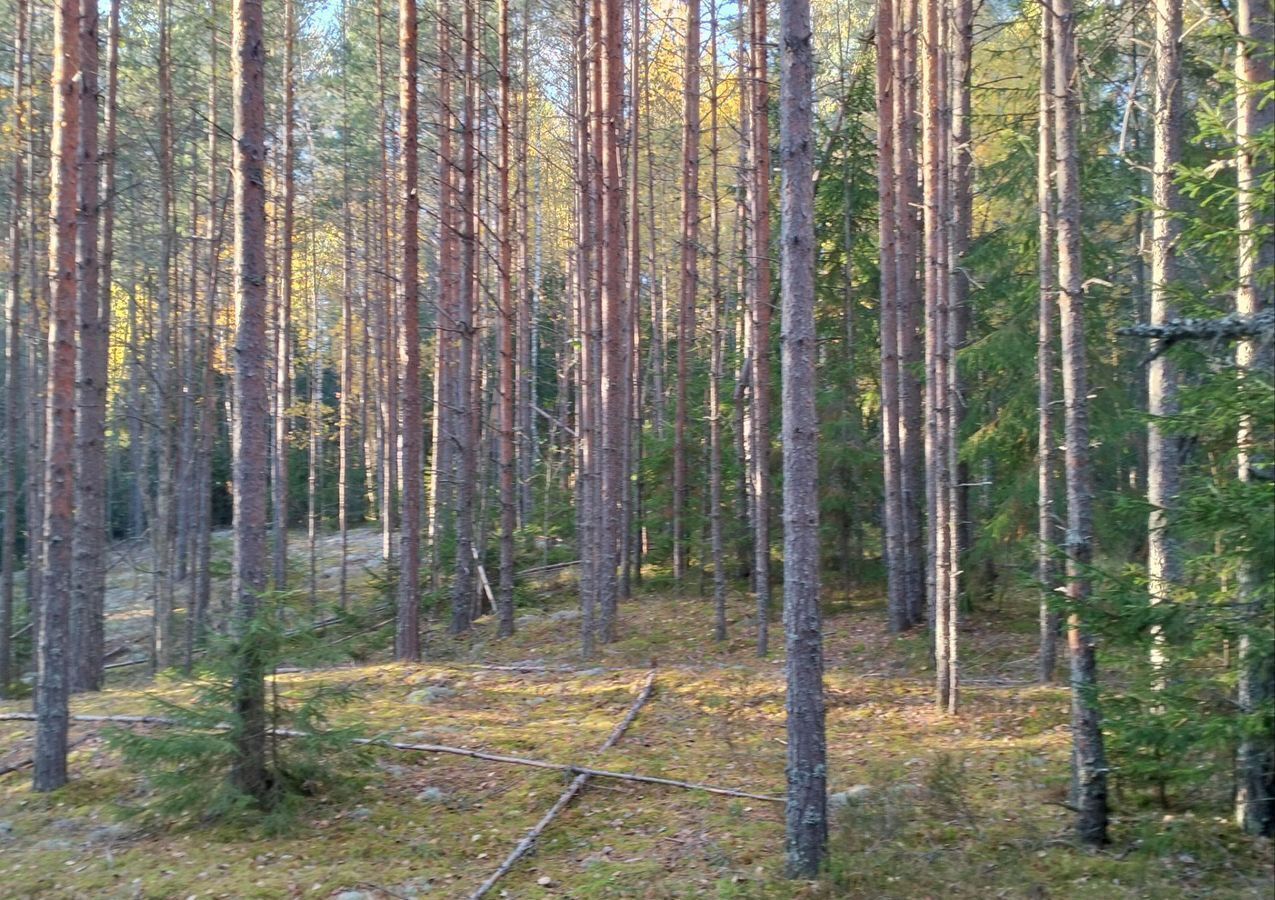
(1146, 0), (1183, 682)
(193, 5), (222, 657)
(597, 0), (626, 642)
(1051, 0), (1109, 846)
(428, 0), (457, 593)
(750, 0), (773, 655)
(947, 0), (972, 611)
(497, 0), (517, 638)
(71, 0), (104, 694)
(274, 0), (296, 592)
(36, 0), (80, 792)
(778, 0), (826, 872)
(374, 0), (398, 565)
(896, 0), (926, 629)
(307, 201), (321, 614)
(396, 0), (423, 660)
(923, 0), (954, 710)
(451, 0), (479, 635)
(339, 0), (353, 611)
(1234, 0), (1274, 839)
(574, 6), (596, 658)
(708, 0), (726, 642)
(877, 0), (907, 634)
(1036, 6), (1060, 684)
(153, 0), (176, 671)
(230, 0), (270, 804)
(673, 0), (701, 586)
(1, 0), (27, 699)
(622, 0), (643, 598)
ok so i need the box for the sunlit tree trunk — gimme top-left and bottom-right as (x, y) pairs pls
(597, 0), (626, 642)
(708, 0), (726, 642)
(428, 0), (457, 593)
(497, 0), (517, 638)
(1051, 0), (1109, 846)
(69, 0), (104, 693)
(35, 0), (80, 792)
(1234, 0), (1274, 839)
(1147, 0), (1184, 683)
(673, 0), (701, 585)
(230, 0), (270, 802)
(622, 0), (643, 598)
(922, 0), (953, 709)
(338, 0), (353, 611)
(273, 0), (296, 593)
(1036, 7), (1060, 684)
(947, 0), (972, 657)
(395, 0), (422, 659)
(374, 0), (398, 566)
(750, 0), (773, 655)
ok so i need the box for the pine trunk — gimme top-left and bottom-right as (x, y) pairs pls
(1051, 0), (1109, 846)
(0, 0), (27, 699)
(778, 0), (827, 872)
(750, 0), (773, 656)
(397, 0), (422, 660)
(35, 0), (80, 792)
(230, 0), (271, 803)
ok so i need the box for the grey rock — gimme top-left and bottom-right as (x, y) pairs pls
(348, 807), (373, 821)
(548, 608), (581, 623)
(335, 892), (370, 900)
(828, 785), (873, 811)
(406, 685), (456, 703)
(87, 824), (131, 844)
(579, 667), (606, 677)
(34, 838), (75, 851)
(416, 787), (447, 804)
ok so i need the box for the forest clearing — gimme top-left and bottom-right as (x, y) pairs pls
(0, 0), (1272, 893)
(1, 526), (1270, 898)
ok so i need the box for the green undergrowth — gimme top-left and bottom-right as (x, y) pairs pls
(1, 570), (1271, 898)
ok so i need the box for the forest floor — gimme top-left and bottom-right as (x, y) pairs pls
(1, 526), (1272, 899)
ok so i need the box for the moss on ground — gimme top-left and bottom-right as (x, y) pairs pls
(1, 554), (1270, 898)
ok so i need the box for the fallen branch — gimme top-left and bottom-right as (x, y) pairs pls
(0, 710), (783, 803)
(469, 671), (657, 899)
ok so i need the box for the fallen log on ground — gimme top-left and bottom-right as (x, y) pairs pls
(0, 711), (783, 803)
(469, 671), (656, 899)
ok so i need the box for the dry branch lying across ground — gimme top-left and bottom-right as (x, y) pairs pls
(468, 670), (657, 899)
(0, 706), (783, 804)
